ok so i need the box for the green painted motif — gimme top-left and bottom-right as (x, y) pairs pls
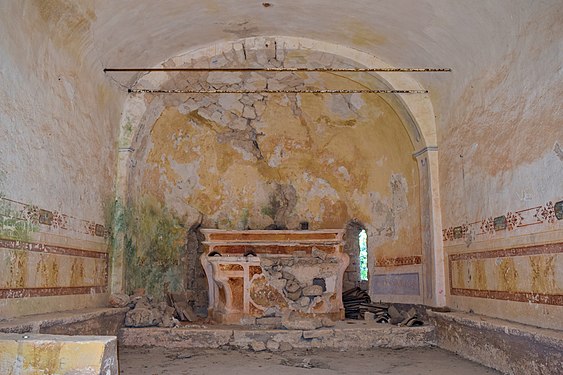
(0, 172), (38, 241)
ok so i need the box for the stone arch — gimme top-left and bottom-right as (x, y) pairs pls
(112, 36), (445, 307)
(119, 36), (437, 152)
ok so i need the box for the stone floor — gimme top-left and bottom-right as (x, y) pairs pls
(119, 346), (501, 374)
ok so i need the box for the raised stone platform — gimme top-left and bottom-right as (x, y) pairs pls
(119, 320), (435, 351)
(0, 307), (128, 335)
(429, 310), (563, 375)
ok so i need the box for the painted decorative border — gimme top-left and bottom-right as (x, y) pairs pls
(0, 286), (107, 299)
(0, 239), (108, 259)
(443, 199), (563, 242)
(448, 242), (563, 306)
(375, 255), (422, 267)
(450, 288), (562, 306)
(0, 196), (109, 239)
(0, 238), (109, 299)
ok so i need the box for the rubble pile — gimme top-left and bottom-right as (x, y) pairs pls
(110, 291), (198, 328)
(342, 287), (424, 326)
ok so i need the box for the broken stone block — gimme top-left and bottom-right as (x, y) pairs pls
(250, 341), (267, 352)
(260, 258), (275, 268)
(364, 312), (375, 321)
(388, 306), (403, 325)
(286, 290), (302, 301)
(302, 329), (333, 340)
(125, 307), (159, 328)
(108, 293), (130, 308)
(282, 271), (296, 280)
(266, 340), (280, 351)
(313, 278), (327, 292)
(256, 317), (282, 327)
(270, 277), (287, 290)
(263, 307), (278, 317)
(282, 318), (322, 330)
(240, 317), (257, 326)
(298, 297), (310, 307)
(279, 341), (293, 352)
(302, 285), (323, 297)
(321, 317), (336, 327)
(132, 296), (151, 309)
(159, 311), (178, 328)
(280, 258), (294, 267)
(311, 247), (327, 260)
(285, 280), (301, 293)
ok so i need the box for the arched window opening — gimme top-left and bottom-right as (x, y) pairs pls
(359, 229), (368, 281)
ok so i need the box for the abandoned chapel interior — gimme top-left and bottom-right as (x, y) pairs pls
(0, 1), (561, 374)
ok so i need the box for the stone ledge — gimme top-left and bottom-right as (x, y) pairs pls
(119, 320), (435, 351)
(0, 307), (129, 335)
(428, 310), (563, 375)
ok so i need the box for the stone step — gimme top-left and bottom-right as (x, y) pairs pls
(119, 320), (435, 351)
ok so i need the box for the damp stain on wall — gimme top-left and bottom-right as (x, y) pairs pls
(109, 197), (187, 299)
(498, 257), (518, 292)
(529, 255), (556, 294)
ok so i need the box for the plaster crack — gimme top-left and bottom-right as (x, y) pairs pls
(554, 142), (563, 162)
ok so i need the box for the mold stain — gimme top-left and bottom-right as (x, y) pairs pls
(27, 342), (63, 371)
(108, 197), (186, 300)
(453, 260), (466, 289)
(36, 254), (59, 288)
(8, 250), (28, 288)
(470, 259), (487, 290)
(33, 0), (96, 57)
(70, 258), (85, 287)
(498, 257), (518, 292)
(529, 255), (556, 293)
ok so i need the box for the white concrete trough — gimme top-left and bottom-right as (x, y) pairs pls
(0, 333), (118, 375)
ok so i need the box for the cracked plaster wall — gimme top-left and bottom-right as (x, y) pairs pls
(0, 1), (123, 318)
(122, 44), (422, 300)
(434, 5), (563, 328)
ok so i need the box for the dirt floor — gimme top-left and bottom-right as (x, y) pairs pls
(119, 346), (500, 374)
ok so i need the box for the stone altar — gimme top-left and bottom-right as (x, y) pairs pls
(200, 229), (349, 324)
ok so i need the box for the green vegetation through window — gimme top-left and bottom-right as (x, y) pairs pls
(359, 229), (368, 281)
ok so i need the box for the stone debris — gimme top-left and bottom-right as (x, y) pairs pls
(285, 280), (301, 293)
(343, 287), (424, 326)
(255, 316), (282, 327)
(311, 247), (327, 260)
(266, 340), (280, 351)
(168, 292), (197, 322)
(123, 294), (194, 328)
(250, 341), (267, 352)
(240, 317), (257, 326)
(278, 341), (293, 352)
(108, 293), (130, 308)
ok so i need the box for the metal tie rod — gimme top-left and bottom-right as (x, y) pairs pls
(128, 89), (428, 94)
(106, 67), (451, 72)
